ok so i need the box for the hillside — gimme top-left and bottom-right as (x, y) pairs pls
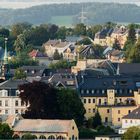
(0, 2), (140, 26)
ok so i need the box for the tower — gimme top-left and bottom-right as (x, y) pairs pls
(1, 38), (11, 80)
(78, 5), (87, 24)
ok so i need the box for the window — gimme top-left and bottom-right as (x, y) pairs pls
(93, 109), (95, 113)
(81, 90), (84, 94)
(72, 126), (74, 130)
(107, 109), (110, 113)
(87, 90), (89, 94)
(15, 110), (18, 114)
(99, 99), (101, 105)
(128, 110), (131, 114)
(92, 90), (94, 94)
(118, 118), (120, 122)
(130, 120), (132, 123)
(93, 99), (95, 103)
(102, 90), (105, 94)
(125, 120), (128, 123)
(5, 110), (8, 114)
(15, 100), (18, 106)
(84, 99), (86, 104)
(118, 110), (120, 114)
(105, 117), (108, 123)
(0, 101), (2, 106)
(88, 108), (91, 113)
(5, 100), (8, 106)
(88, 99), (91, 103)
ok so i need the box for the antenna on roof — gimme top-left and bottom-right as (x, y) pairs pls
(78, 4), (87, 24)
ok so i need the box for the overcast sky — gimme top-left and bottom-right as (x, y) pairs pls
(0, 0), (140, 9)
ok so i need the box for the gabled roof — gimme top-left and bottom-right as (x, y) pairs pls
(123, 107), (140, 119)
(48, 73), (76, 88)
(29, 50), (47, 58)
(13, 119), (74, 133)
(0, 79), (28, 89)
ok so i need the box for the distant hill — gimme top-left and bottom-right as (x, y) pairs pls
(1, 2), (140, 26)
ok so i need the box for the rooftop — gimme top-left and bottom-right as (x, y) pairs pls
(123, 107), (140, 119)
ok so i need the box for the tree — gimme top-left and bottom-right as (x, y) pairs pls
(11, 22), (32, 38)
(74, 23), (87, 36)
(126, 38), (140, 63)
(57, 88), (86, 126)
(122, 127), (140, 140)
(19, 81), (58, 119)
(19, 81), (85, 126)
(76, 37), (92, 45)
(112, 38), (121, 50)
(127, 24), (136, 44)
(14, 68), (26, 79)
(92, 110), (102, 128)
(0, 28), (9, 37)
(56, 26), (67, 39)
(0, 123), (13, 139)
(53, 49), (62, 60)
(48, 60), (76, 69)
(96, 125), (115, 135)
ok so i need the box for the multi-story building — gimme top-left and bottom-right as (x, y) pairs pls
(0, 79), (27, 115)
(42, 39), (75, 58)
(77, 75), (140, 128)
(119, 105), (140, 134)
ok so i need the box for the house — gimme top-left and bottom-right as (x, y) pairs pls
(4, 114), (79, 140)
(94, 28), (114, 46)
(119, 106), (140, 134)
(77, 74), (140, 128)
(0, 79), (27, 115)
(110, 26), (128, 49)
(63, 44), (77, 61)
(47, 73), (76, 89)
(72, 59), (117, 75)
(104, 48), (125, 63)
(95, 135), (121, 140)
(29, 49), (48, 65)
(43, 40), (74, 58)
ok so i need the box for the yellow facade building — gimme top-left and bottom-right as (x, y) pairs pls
(78, 75), (140, 128)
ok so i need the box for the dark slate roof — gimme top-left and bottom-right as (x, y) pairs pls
(77, 75), (140, 97)
(0, 79), (28, 89)
(118, 63), (140, 75)
(123, 107), (140, 119)
(95, 28), (113, 39)
(48, 73), (76, 89)
(21, 66), (47, 77)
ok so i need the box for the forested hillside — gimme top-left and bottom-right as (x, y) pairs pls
(0, 2), (140, 26)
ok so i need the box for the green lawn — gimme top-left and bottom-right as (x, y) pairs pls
(50, 15), (74, 27)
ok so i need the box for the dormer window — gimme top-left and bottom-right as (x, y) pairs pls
(86, 90), (89, 94)
(81, 90), (84, 94)
(102, 90), (105, 94)
(92, 90), (94, 94)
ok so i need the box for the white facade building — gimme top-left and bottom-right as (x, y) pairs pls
(0, 80), (27, 115)
(119, 107), (140, 134)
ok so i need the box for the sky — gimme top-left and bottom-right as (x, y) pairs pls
(0, 0), (140, 9)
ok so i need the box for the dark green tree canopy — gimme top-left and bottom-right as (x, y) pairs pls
(92, 110), (102, 128)
(19, 81), (85, 126)
(122, 127), (140, 140)
(0, 123), (13, 139)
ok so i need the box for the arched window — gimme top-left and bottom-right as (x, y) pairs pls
(48, 135), (55, 140)
(39, 135), (46, 139)
(12, 134), (20, 139)
(57, 136), (64, 140)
